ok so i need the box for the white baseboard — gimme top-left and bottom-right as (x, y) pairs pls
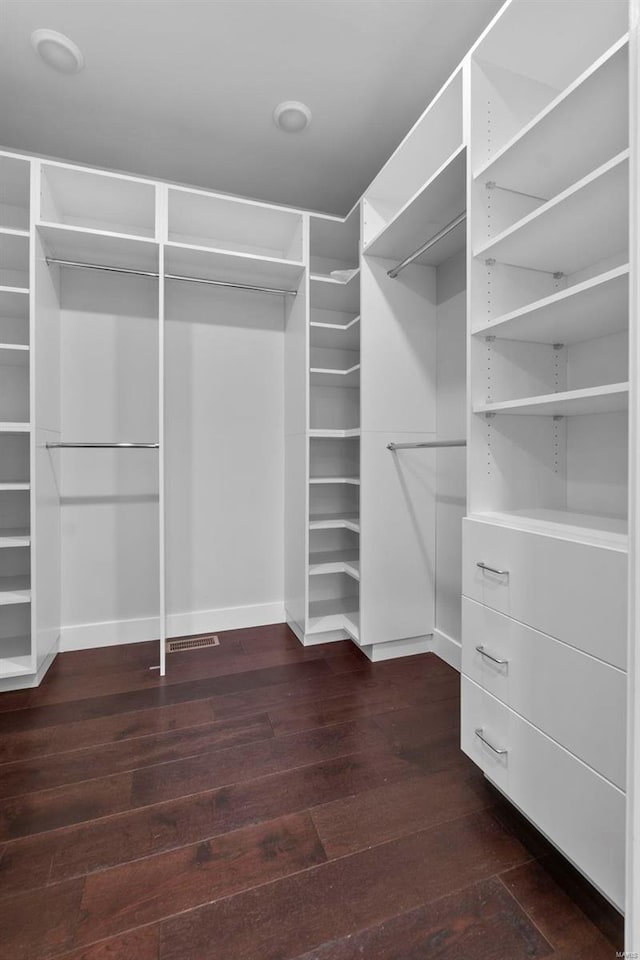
(359, 634), (433, 662)
(432, 627), (462, 671)
(59, 601), (287, 652)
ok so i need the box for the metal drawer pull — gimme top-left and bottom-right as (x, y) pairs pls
(475, 645), (509, 666)
(477, 561), (509, 576)
(475, 728), (508, 756)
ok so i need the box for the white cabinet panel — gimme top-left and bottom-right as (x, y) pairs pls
(462, 518), (627, 668)
(360, 431), (435, 646)
(462, 677), (625, 910)
(462, 597), (626, 788)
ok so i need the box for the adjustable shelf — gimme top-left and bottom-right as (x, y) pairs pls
(38, 223), (159, 274)
(363, 145), (466, 266)
(0, 576), (31, 605)
(472, 265), (629, 344)
(470, 509), (627, 552)
(0, 423), (30, 433)
(310, 315), (360, 350)
(309, 513), (360, 534)
(474, 152), (629, 275)
(309, 429), (360, 439)
(473, 38), (629, 198)
(0, 344), (29, 364)
(307, 596), (360, 636)
(310, 272), (360, 312)
(0, 483), (29, 492)
(309, 550), (360, 580)
(165, 242), (304, 292)
(0, 530), (30, 548)
(474, 383), (629, 417)
(309, 477), (360, 486)
(310, 365), (360, 389)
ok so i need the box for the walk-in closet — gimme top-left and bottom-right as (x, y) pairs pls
(0, 0), (638, 957)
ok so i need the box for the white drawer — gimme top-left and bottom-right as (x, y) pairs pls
(462, 597), (626, 788)
(461, 676), (625, 910)
(462, 518), (627, 669)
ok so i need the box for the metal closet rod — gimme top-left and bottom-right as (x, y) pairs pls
(45, 258), (298, 297)
(46, 442), (160, 449)
(387, 211), (467, 279)
(387, 440), (466, 450)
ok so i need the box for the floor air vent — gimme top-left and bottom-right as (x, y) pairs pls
(166, 635), (220, 653)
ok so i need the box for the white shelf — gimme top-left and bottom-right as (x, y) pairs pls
(0, 343), (29, 365)
(310, 272), (360, 312)
(38, 223), (159, 274)
(470, 509), (627, 552)
(309, 428), (361, 439)
(0, 227), (29, 239)
(0, 483), (29, 491)
(310, 316), (360, 350)
(0, 577), (31, 605)
(165, 242), (304, 291)
(473, 38), (629, 197)
(310, 364), (360, 388)
(0, 652), (33, 679)
(309, 550), (360, 581)
(0, 529), (30, 548)
(474, 151), (629, 275)
(307, 596), (359, 636)
(474, 383), (629, 417)
(363, 145), (466, 265)
(309, 513), (360, 534)
(0, 285), (29, 299)
(0, 422), (30, 433)
(309, 477), (360, 486)
(472, 265), (629, 344)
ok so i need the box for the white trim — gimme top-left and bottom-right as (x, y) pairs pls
(432, 628), (462, 672)
(359, 634), (432, 662)
(59, 601), (286, 652)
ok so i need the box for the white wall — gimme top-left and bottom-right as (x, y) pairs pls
(164, 281), (286, 636)
(435, 249), (467, 647)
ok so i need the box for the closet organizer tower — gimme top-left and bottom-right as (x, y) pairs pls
(0, 0), (639, 949)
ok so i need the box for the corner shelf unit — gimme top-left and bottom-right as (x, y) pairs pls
(304, 209), (361, 644)
(0, 154), (33, 683)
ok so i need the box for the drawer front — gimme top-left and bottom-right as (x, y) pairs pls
(462, 518), (627, 669)
(461, 677), (625, 910)
(462, 597), (627, 788)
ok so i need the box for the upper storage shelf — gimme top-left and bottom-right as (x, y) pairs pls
(40, 164), (156, 238)
(168, 188), (304, 262)
(310, 207), (359, 278)
(0, 155), (30, 233)
(38, 223), (159, 274)
(363, 68), (463, 249)
(363, 145), (465, 267)
(470, 0), (628, 165)
(473, 38), (628, 196)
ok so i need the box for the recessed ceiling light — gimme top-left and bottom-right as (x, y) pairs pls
(31, 29), (84, 74)
(273, 101), (311, 134)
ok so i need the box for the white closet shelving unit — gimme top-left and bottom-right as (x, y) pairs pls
(0, 155), (33, 681)
(461, 0), (630, 915)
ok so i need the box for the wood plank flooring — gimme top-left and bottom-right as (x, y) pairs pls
(0, 624), (623, 960)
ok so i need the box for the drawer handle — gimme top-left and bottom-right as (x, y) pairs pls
(475, 727), (508, 756)
(475, 645), (509, 666)
(477, 561), (509, 577)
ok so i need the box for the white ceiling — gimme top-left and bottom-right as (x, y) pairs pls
(0, 0), (502, 215)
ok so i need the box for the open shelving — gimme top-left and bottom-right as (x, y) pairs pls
(474, 151), (629, 274)
(37, 223), (160, 274)
(473, 38), (628, 200)
(309, 549), (360, 580)
(307, 595), (360, 636)
(168, 187), (303, 261)
(310, 271), (360, 313)
(310, 314), (360, 351)
(363, 145), (466, 266)
(309, 513), (360, 534)
(164, 242), (304, 291)
(309, 208), (359, 278)
(0, 156), (30, 232)
(363, 68), (463, 248)
(40, 163), (156, 238)
(310, 364), (360, 389)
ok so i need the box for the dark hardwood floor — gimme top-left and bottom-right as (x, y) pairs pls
(0, 624), (623, 960)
